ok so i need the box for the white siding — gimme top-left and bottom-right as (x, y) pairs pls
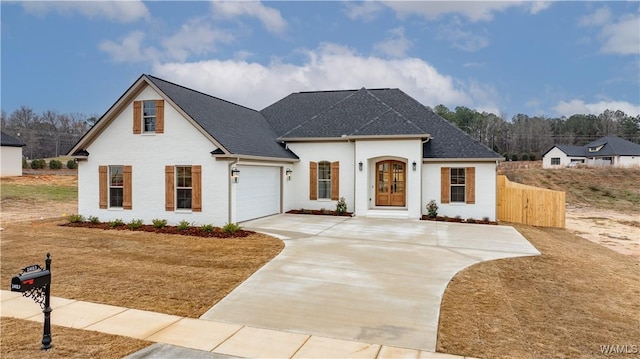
(78, 86), (229, 226)
(542, 147), (586, 168)
(284, 141), (355, 213)
(618, 155), (640, 168)
(422, 161), (497, 221)
(354, 139), (423, 218)
(0, 146), (23, 177)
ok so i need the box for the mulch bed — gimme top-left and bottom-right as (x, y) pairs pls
(421, 215), (498, 225)
(61, 222), (254, 238)
(286, 209), (353, 216)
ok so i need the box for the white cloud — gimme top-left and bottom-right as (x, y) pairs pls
(381, 1), (548, 22)
(99, 31), (160, 64)
(374, 27), (412, 58)
(162, 19), (234, 62)
(579, 6), (612, 26)
(211, 1), (287, 34)
(553, 99), (640, 117)
(152, 43), (497, 112)
(600, 15), (640, 55)
(22, 0), (149, 22)
(344, 1), (385, 22)
(437, 19), (489, 52)
(580, 8), (639, 55)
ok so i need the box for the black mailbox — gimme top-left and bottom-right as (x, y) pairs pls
(11, 270), (51, 292)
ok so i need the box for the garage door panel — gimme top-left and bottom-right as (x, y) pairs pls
(237, 166), (280, 222)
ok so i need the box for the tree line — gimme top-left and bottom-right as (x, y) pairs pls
(432, 105), (640, 160)
(1, 104), (639, 161)
(1, 106), (96, 160)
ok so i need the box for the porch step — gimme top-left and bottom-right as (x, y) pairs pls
(365, 209), (410, 219)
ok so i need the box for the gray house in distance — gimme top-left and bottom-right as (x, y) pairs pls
(542, 136), (640, 168)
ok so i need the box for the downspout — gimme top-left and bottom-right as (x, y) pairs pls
(228, 157), (239, 224)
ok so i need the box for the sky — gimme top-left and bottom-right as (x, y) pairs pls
(1, 1), (639, 121)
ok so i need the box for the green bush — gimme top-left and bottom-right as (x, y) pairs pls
(510, 154), (518, 161)
(529, 153), (537, 161)
(30, 159), (46, 169)
(49, 159), (63, 170)
(22, 157), (28, 169)
(336, 197), (347, 214)
(177, 220), (192, 231)
(426, 199), (438, 218)
(521, 153), (529, 161)
(128, 219), (143, 229)
(201, 224), (215, 232)
(222, 222), (241, 234)
(66, 159), (78, 169)
(109, 219), (125, 228)
(88, 216), (100, 224)
(67, 214), (85, 223)
(152, 218), (167, 228)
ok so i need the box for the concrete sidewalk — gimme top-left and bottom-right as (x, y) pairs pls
(1, 290), (473, 359)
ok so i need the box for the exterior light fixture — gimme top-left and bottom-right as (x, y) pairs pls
(358, 161), (363, 171)
(231, 167), (240, 183)
(412, 161), (417, 171)
(285, 168), (292, 181)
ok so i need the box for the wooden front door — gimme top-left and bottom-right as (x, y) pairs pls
(375, 160), (406, 206)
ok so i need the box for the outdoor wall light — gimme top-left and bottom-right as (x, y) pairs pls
(285, 168), (292, 181)
(412, 161), (417, 171)
(231, 167), (240, 183)
(358, 161), (363, 171)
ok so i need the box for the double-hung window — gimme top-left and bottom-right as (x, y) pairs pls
(109, 166), (124, 208)
(143, 101), (157, 133)
(318, 161), (331, 199)
(176, 166), (192, 210)
(551, 157), (560, 165)
(450, 168), (466, 203)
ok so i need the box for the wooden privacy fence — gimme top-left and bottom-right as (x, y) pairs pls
(497, 175), (565, 228)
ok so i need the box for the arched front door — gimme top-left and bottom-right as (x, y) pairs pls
(375, 160), (406, 207)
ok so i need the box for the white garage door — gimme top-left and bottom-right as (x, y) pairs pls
(236, 166), (281, 222)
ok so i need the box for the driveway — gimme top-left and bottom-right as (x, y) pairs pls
(200, 215), (539, 352)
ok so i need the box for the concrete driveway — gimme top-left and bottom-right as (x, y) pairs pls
(200, 215), (539, 352)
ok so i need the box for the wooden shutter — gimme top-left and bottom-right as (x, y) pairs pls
(465, 167), (475, 204)
(309, 162), (318, 200)
(123, 165), (132, 210)
(133, 101), (141, 134)
(440, 167), (450, 204)
(99, 166), (108, 209)
(155, 100), (164, 134)
(331, 161), (340, 200)
(192, 165), (202, 212)
(165, 165), (175, 211)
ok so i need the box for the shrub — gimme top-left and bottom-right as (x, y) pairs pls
(177, 220), (192, 231)
(510, 154), (518, 162)
(30, 159), (46, 169)
(152, 218), (167, 229)
(66, 159), (78, 169)
(336, 197), (347, 214)
(482, 216), (490, 222)
(22, 157), (28, 168)
(466, 217), (476, 223)
(521, 153), (529, 161)
(426, 199), (438, 218)
(529, 153), (537, 161)
(201, 224), (215, 232)
(88, 216), (100, 224)
(49, 159), (63, 169)
(67, 214), (85, 223)
(128, 219), (143, 229)
(109, 218), (125, 227)
(222, 222), (241, 234)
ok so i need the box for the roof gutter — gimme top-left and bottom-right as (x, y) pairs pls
(422, 157), (504, 163)
(212, 154), (299, 163)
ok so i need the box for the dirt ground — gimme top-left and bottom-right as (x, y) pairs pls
(566, 206), (639, 259)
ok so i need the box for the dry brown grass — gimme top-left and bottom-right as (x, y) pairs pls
(437, 224), (640, 358)
(0, 317), (150, 358)
(1, 221), (284, 317)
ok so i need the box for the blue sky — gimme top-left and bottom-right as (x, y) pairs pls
(2, 1), (639, 120)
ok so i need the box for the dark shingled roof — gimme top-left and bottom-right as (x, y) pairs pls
(554, 145), (586, 157)
(262, 87), (501, 159)
(1, 132), (25, 147)
(146, 75), (297, 160)
(584, 136), (640, 156)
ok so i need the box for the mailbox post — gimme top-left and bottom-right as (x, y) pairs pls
(10, 253), (52, 350)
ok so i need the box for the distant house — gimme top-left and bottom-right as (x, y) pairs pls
(68, 74), (503, 225)
(0, 131), (25, 177)
(542, 136), (640, 168)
